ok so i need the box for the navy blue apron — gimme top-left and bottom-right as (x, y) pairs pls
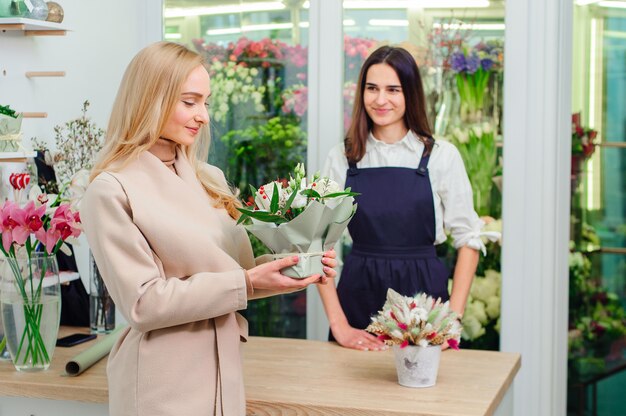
(331, 143), (450, 340)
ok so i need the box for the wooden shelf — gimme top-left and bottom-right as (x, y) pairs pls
(25, 71), (66, 78)
(0, 17), (68, 35)
(0, 151), (37, 163)
(21, 112), (47, 118)
(599, 142), (626, 148)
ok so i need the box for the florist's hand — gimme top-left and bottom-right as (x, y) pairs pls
(332, 323), (386, 351)
(319, 249), (338, 285)
(247, 256), (321, 294)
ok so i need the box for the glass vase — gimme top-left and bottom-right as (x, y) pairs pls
(89, 251), (115, 334)
(0, 252), (61, 372)
(0, 260), (11, 360)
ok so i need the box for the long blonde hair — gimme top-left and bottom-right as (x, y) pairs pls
(90, 41), (241, 218)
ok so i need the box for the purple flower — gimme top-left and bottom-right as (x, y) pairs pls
(481, 58), (494, 71)
(450, 51), (466, 73)
(465, 53), (480, 74)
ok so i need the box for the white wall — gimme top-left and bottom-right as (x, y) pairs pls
(1, 0), (161, 146)
(0, 0), (163, 318)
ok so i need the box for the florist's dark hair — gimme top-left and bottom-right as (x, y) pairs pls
(344, 45), (433, 163)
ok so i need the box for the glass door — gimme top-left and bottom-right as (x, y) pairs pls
(164, 0), (310, 338)
(568, 1), (626, 415)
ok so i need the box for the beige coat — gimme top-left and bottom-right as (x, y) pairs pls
(81, 149), (256, 416)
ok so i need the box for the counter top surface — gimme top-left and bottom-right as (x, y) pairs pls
(0, 327), (520, 416)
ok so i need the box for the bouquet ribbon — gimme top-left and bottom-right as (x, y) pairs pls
(0, 133), (22, 141)
(256, 252), (326, 278)
(0, 133), (25, 152)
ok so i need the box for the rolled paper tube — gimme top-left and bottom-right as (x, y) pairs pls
(65, 325), (127, 376)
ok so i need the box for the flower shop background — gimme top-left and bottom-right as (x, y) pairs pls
(0, 0), (626, 414)
(167, 1), (625, 414)
(164, 1), (508, 342)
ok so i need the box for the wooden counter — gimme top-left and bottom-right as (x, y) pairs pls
(0, 327), (520, 416)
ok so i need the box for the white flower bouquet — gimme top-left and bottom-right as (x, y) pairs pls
(237, 163), (357, 278)
(366, 288), (463, 349)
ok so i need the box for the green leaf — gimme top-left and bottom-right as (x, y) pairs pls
(0, 104), (18, 118)
(283, 188), (299, 213)
(236, 212), (249, 225)
(322, 191), (360, 198)
(300, 189), (322, 199)
(236, 208), (288, 224)
(270, 183), (280, 213)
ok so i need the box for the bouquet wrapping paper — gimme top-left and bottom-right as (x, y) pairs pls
(65, 325), (127, 376)
(0, 113), (23, 152)
(246, 198), (355, 278)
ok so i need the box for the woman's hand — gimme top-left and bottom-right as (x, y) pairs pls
(247, 249), (338, 293)
(319, 249), (338, 285)
(331, 322), (387, 351)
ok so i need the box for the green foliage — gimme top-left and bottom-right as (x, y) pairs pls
(221, 116), (307, 200)
(0, 104), (18, 118)
(568, 249), (626, 377)
(447, 123), (498, 216)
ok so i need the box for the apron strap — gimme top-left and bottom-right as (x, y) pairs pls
(348, 160), (359, 176)
(416, 136), (434, 176)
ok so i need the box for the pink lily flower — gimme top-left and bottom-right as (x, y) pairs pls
(0, 201), (22, 251)
(13, 201), (46, 242)
(49, 204), (82, 241)
(34, 228), (62, 255)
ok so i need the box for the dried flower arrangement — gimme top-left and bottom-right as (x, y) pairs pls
(31, 100), (104, 192)
(366, 289), (463, 349)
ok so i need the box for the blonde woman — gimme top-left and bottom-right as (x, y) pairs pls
(81, 41), (337, 416)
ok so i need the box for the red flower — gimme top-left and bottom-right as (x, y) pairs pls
(400, 339), (409, 349)
(9, 173), (30, 190)
(448, 338), (460, 350)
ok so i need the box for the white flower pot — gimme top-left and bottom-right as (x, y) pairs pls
(392, 344), (441, 388)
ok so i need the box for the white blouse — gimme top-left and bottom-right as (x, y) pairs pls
(322, 131), (494, 254)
